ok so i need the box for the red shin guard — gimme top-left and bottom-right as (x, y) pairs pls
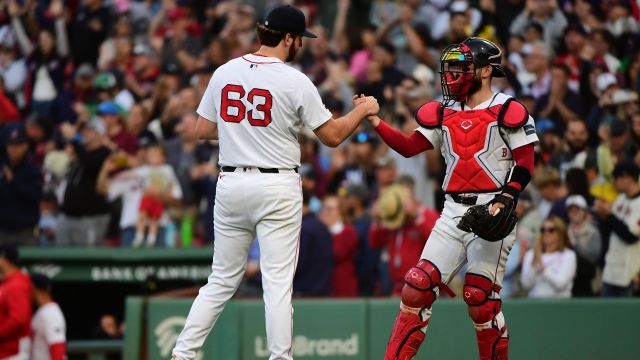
(384, 260), (447, 360)
(463, 273), (509, 360)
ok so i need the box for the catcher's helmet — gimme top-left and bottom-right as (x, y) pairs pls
(439, 37), (504, 106)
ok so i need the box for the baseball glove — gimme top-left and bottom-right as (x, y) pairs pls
(456, 194), (517, 242)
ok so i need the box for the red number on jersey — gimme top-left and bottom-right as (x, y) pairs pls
(247, 88), (272, 127)
(220, 85), (273, 127)
(220, 84), (246, 123)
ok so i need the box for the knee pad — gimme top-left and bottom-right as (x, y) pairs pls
(463, 273), (501, 324)
(401, 260), (442, 309)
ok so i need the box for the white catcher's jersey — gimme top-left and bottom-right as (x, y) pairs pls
(197, 53), (332, 169)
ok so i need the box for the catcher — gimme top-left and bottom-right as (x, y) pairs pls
(358, 37), (537, 359)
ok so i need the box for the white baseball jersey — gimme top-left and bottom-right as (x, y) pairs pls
(31, 302), (66, 360)
(197, 53), (332, 169)
(602, 193), (640, 287)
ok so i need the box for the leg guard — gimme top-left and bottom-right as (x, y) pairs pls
(463, 273), (509, 360)
(384, 260), (451, 360)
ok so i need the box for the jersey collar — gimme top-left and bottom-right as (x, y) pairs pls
(242, 53), (283, 64)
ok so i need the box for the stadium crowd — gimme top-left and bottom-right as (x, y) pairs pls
(0, 0), (639, 300)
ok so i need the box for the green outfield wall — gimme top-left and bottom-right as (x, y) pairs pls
(124, 297), (640, 360)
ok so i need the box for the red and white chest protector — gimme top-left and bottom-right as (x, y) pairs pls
(415, 95), (531, 194)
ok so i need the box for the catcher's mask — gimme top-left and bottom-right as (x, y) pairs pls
(440, 43), (476, 106)
(439, 37), (505, 106)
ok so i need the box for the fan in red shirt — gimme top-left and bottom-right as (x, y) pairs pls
(369, 182), (439, 295)
(0, 244), (32, 360)
(320, 195), (359, 297)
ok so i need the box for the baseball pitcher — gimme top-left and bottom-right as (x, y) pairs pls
(360, 38), (538, 360)
(170, 5), (378, 360)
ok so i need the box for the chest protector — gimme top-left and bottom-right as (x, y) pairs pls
(416, 98), (528, 194)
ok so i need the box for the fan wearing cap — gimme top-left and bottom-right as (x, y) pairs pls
(328, 131), (378, 194)
(0, 126), (42, 245)
(369, 184), (439, 295)
(30, 273), (66, 360)
(594, 161), (640, 297)
(356, 37), (538, 360)
(173, 5), (379, 360)
(0, 244), (32, 360)
(565, 195), (601, 297)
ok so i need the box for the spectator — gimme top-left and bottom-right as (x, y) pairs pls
(299, 163), (322, 214)
(299, 129), (327, 199)
(607, 120), (637, 167)
(369, 184), (439, 295)
(343, 185), (379, 296)
(350, 25), (378, 84)
(165, 112), (215, 240)
(536, 63), (586, 131)
(94, 71), (135, 112)
(572, 0), (602, 33)
(56, 118), (111, 246)
(606, 0), (639, 37)
(591, 29), (621, 73)
(549, 118), (590, 172)
(554, 24), (587, 91)
(596, 161), (640, 297)
(510, 0), (568, 52)
(98, 101), (138, 155)
(565, 195), (601, 297)
(30, 273), (66, 360)
(154, 6), (203, 77)
(294, 189), (333, 297)
(38, 192), (58, 247)
(372, 154), (397, 200)
(0, 26), (27, 109)
(92, 314), (123, 340)
(0, 126), (42, 245)
(521, 217), (577, 298)
(71, 0), (110, 66)
(125, 43), (160, 101)
(549, 167), (593, 222)
(320, 195), (359, 298)
(97, 14), (133, 71)
(522, 41), (551, 101)
(0, 244), (32, 360)
(503, 191), (541, 298)
(133, 145), (180, 247)
(328, 131), (377, 193)
(10, 0), (69, 115)
(97, 144), (182, 247)
(533, 167), (566, 219)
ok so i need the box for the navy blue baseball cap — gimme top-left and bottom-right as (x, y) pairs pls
(264, 5), (316, 38)
(0, 244), (18, 265)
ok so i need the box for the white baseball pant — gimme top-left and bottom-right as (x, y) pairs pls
(173, 168), (302, 360)
(422, 194), (516, 288)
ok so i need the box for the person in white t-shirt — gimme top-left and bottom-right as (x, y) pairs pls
(30, 273), (66, 360)
(96, 145), (183, 247)
(171, 5), (378, 360)
(521, 216), (577, 298)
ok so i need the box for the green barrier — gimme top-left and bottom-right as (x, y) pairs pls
(241, 300), (367, 359)
(145, 299), (240, 360)
(371, 298), (640, 360)
(19, 247), (213, 282)
(123, 297), (144, 360)
(126, 298), (640, 360)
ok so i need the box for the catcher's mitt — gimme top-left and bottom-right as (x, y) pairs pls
(456, 194), (517, 242)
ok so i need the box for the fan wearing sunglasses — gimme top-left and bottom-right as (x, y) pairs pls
(521, 216), (577, 298)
